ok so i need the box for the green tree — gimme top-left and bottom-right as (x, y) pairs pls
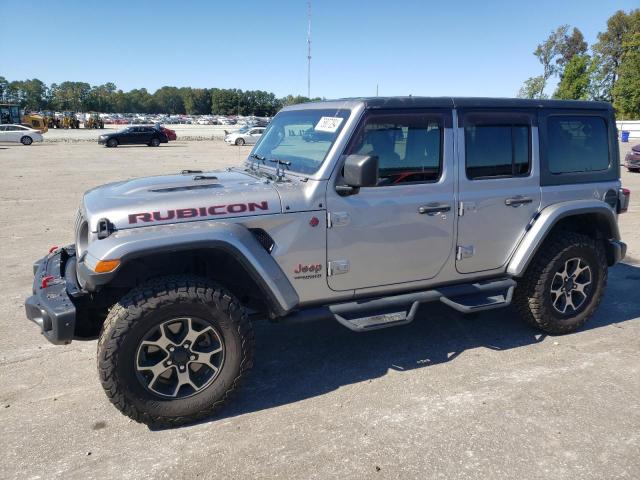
(520, 25), (568, 98)
(557, 27), (588, 68)
(182, 88), (210, 115)
(554, 55), (592, 100)
(517, 75), (547, 99)
(125, 88), (156, 113)
(153, 86), (185, 114)
(612, 31), (640, 118)
(53, 81), (92, 111)
(0, 76), (9, 102)
(280, 94), (322, 106)
(211, 88), (241, 115)
(592, 9), (640, 101)
(21, 79), (47, 110)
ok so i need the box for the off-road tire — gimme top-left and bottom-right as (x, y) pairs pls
(20, 136), (33, 146)
(235, 138), (245, 146)
(107, 138), (118, 148)
(514, 232), (607, 335)
(97, 275), (254, 428)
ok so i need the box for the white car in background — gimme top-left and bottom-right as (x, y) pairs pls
(224, 126), (265, 146)
(0, 124), (44, 145)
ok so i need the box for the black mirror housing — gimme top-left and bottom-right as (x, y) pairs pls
(343, 154), (378, 188)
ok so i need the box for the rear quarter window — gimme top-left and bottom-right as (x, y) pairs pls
(547, 116), (609, 173)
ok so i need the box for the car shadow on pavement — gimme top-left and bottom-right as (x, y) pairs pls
(158, 263), (640, 430)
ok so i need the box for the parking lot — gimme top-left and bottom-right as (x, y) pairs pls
(0, 140), (639, 479)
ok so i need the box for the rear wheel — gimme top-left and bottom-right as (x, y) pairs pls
(20, 136), (33, 146)
(235, 138), (245, 146)
(97, 275), (254, 428)
(107, 138), (118, 148)
(514, 232), (607, 334)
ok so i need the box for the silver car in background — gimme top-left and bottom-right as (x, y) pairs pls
(224, 126), (265, 146)
(0, 124), (44, 145)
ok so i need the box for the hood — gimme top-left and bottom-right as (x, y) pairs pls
(82, 169), (282, 232)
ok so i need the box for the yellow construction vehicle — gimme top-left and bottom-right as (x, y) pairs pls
(41, 111), (61, 129)
(0, 104), (48, 132)
(84, 112), (105, 129)
(21, 113), (49, 133)
(61, 112), (80, 129)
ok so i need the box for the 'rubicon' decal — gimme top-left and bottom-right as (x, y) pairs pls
(128, 201), (269, 224)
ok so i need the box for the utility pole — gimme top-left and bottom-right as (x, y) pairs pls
(307, 0), (312, 99)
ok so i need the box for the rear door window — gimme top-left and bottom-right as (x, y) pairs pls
(547, 116), (609, 173)
(465, 125), (531, 179)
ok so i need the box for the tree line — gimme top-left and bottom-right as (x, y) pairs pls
(0, 78), (321, 117)
(518, 9), (639, 118)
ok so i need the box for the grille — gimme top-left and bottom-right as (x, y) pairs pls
(249, 229), (275, 253)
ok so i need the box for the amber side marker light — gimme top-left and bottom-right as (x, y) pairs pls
(94, 259), (121, 273)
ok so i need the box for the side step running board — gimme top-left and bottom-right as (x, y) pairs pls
(280, 278), (517, 332)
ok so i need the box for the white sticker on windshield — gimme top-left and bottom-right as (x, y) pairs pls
(314, 116), (344, 133)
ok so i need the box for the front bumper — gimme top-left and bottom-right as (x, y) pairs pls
(25, 246), (83, 345)
(97, 137), (108, 144)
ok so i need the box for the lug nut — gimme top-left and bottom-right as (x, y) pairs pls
(168, 346), (175, 352)
(166, 360), (172, 365)
(190, 355), (196, 361)
(184, 342), (190, 348)
(179, 365), (185, 371)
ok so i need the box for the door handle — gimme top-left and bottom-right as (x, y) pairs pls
(418, 203), (451, 215)
(505, 196), (533, 207)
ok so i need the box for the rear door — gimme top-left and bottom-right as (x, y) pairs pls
(456, 110), (541, 273)
(135, 127), (149, 143)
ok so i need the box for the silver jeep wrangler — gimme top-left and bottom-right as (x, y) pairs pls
(25, 97), (630, 427)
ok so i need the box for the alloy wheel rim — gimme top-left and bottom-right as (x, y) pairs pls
(135, 317), (225, 399)
(550, 257), (593, 315)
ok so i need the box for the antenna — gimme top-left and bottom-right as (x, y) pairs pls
(307, 0), (312, 99)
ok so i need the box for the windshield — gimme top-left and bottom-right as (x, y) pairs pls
(250, 108), (351, 175)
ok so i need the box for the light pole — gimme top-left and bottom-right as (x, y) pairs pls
(307, 0), (311, 99)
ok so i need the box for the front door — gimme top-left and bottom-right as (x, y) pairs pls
(326, 109), (455, 291)
(456, 110), (541, 274)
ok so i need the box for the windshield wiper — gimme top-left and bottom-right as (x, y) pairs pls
(269, 158), (291, 181)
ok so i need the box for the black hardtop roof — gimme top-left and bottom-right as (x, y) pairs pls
(335, 96), (612, 111)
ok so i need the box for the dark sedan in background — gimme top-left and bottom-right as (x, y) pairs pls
(625, 144), (640, 172)
(98, 125), (169, 147)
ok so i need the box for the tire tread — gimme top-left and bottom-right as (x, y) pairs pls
(97, 275), (254, 428)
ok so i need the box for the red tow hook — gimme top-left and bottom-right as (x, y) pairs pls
(41, 275), (55, 289)
(49, 246), (59, 253)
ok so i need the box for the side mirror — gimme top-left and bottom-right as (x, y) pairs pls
(340, 155), (379, 193)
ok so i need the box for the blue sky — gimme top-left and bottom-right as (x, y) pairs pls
(1, 0), (636, 98)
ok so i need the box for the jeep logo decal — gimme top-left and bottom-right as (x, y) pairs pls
(128, 201), (269, 224)
(293, 263), (323, 280)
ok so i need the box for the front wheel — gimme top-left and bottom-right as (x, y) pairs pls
(149, 137), (161, 147)
(21, 136), (33, 146)
(97, 275), (254, 427)
(235, 138), (245, 146)
(107, 138), (118, 148)
(514, 232), (607, 335)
